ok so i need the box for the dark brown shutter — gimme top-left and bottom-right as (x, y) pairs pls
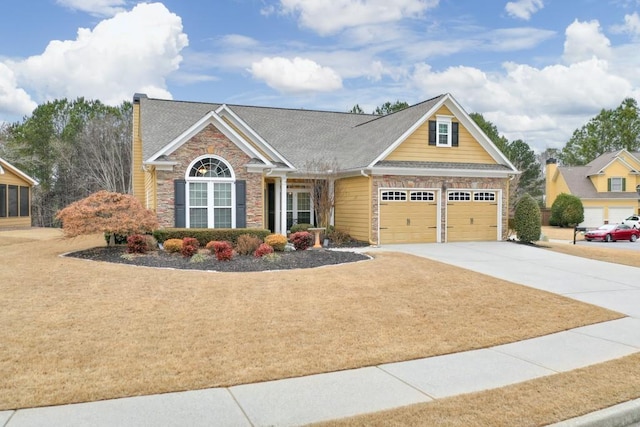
(235, 180), (246, 228)
(452, 122), (459, 147)
(428, 120), (436, 146)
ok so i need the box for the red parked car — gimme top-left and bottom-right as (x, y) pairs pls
(584, 224), (640, 242)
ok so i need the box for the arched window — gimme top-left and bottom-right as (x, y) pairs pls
(189, 157), (232, 178)
(185, 156), (235, 228)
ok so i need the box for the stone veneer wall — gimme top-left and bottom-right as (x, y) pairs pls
(370, 175), (509, 243)
(155, 124), (264, 228)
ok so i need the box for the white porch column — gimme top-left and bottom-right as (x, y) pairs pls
(280, 175), (288, 235)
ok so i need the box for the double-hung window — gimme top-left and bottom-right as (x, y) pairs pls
(609, 177), (625, 192)
(186, 156), (234, 228)
(437, 116), (452, 146)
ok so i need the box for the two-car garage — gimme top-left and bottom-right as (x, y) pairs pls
(378, 188), (501, 244)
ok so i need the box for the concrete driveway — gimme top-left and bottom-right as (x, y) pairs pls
(378, 241), (640, 318)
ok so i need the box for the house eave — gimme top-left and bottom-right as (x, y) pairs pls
(369, 166), (517, 178)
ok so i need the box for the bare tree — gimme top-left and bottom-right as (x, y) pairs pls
(302, 159), (341, 229)
(78, 112), (132, 193)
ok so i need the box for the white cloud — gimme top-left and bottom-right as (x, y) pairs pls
(611, 12), (640, 39)
(250, 57), (342, 93)
(278, 0), (439, 35)
(411, 57), (632, 150)
(7, 3), (188, 107)
(56, 0), (126, 17)
(505, 0), (544, 20)
(0, 63), (38, 118)
(563, 19), (611, 63)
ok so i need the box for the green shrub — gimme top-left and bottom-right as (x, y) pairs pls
(264, 234), (287, 251)
(254, 243), (274, 258)
(181, 237), (199, 257)
(126, 234), (148, 254)
(514, 193), (541, 244)
(236, 234), (263, 255)
(163, 238), (183, 253)
(189, 253), (207, 263)
(290, 223), (312, 233)
(104, 232), (128, 245)
(550, 193), (584, 227)
(153, 228), (270, 246)
(289, 231), (313, 250)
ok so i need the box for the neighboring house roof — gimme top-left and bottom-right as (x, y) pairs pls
(0, 157), (38, 186)
(557, 150), (640, 199)
(137, 93), (517, 175)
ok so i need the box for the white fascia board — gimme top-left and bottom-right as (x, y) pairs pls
(0, 156), (38, 185)
(215, 104), (295, 169)
(443, 94), (518, 172)
(143, 160), (179, 171)
(146, 111), (274, 166)
(369, 94), (518, 173)
(368, 96), (446, 167)
(370, 166), (517, 178)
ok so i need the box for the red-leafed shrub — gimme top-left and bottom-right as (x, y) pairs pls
(208, 240), (234, 261)
(254, 243), (274, 258)
(181, 237), (199, 257)
(126, 234), (148, 254)
(163, 238), (183, 253)
(289, 231), (313, 251)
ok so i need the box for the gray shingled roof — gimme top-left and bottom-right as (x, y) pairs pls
(558, 161), (640, 199)
(138, 94), (507, 172)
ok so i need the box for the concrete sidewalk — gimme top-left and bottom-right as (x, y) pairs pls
(2, 242), (640, 426)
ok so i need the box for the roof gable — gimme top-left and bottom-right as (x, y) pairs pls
(147, 110), (274, 167)
(586, 149), (640, 177)
(368, 93), (517, 171)
(0, 157), (38, 186)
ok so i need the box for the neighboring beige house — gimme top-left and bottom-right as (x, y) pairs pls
(545, 150), (640, 227)
(0, 157), (37, 229)
(132, 93), (519, 244)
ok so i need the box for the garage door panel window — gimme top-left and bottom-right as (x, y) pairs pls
(473, 192), (496, 201)
(381, 191), (407, 201)
(448, 191), (471, 201)
(410, 191), (435, 201)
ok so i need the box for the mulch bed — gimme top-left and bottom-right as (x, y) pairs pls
(66, 246), (371, 272)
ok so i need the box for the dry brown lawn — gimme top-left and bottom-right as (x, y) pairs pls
(540, 225), (640, 268)
(0, 227), (638, 426)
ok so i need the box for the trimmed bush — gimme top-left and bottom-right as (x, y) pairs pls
(254, 243), (274, 258)
(236, 234), (263, 256)
(514, 193), (541, 244)
(289, 231), (313, 251)
(126, 234), (148, 254)
(290, 223), (312, 233)
(181, 237), (199, 257)
(264, 234), (287, 251)
(550, 193), (584, 227)
(209, 241), (234, 261)
(163, 238), (183, 253)
(153, 228), (270, 246)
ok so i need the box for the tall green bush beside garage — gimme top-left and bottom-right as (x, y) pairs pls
(514, 193), (542, 243)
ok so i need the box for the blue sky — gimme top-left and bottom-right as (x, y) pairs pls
(1, 0), (639, 152)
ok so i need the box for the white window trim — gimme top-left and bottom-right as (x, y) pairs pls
(185, 155), (236, 228)
(436, 115), (453, 147)
(287, 188), (314, 230)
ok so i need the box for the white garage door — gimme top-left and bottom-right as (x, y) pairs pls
(581, 207), (603, 228)
(608, 207), (635, 224)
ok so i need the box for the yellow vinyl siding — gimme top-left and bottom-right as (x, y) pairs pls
(144, 167), (157, 211)
(132, 100), (145, 203)
(592, 160), (635, 192)
(334, 176), (370, 242)
(386, 106), (496, 164)
(545, 163), (571, 208)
